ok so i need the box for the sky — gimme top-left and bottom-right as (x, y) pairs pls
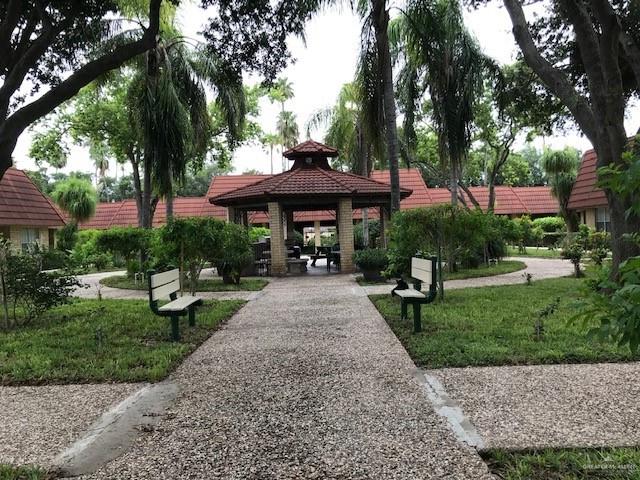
(11, 1), (640, 177)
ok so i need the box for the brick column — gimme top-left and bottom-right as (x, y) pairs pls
(268, 202), (287, 275)
(338, 198), (355, 273)
(379, 205), (390, 248)
(314, 220), (321, 247)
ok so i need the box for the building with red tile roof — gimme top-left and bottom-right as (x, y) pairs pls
(567, 148), (610, 231)
(0, 167), (66, 249)
(82, 167), (558, 229)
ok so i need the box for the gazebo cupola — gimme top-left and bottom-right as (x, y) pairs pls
(210, 140), (411, 275)
(282, 139), (338, 171)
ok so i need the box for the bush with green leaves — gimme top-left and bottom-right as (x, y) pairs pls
(155, 218), (225, 295)
(69, 229), (113, 272)
(513, 215), (544, 251)
(532, 216), (567, 247)
(387, 205), (513, 285)
(353, 248), (388, 271)
(96, 227), (151, 276)
(561, 236), (584, 278)
(249, 227), (270, 242)
(216, 223), (253, 285)
(56, 223), (79, 252)
(577, 255), (640, 351)
(0, 239), (79, 329)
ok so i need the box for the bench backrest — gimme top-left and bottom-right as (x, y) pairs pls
(149, 268), (180, 300)
(411, 256), (436, 286)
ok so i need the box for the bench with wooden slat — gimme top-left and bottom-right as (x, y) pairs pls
(147, 268), (203, 341)
(392, 256), (438, 333)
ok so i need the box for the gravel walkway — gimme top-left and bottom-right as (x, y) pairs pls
(0, 383), (141, 467)
(74, 269), (261, 301)
(428, 362), (640, 450)
(81, 274), (491, 479)
(362, 256), (574, 295)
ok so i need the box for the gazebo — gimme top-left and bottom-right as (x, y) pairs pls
(210, 140), (411, 275)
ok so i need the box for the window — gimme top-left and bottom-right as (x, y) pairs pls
(596, 207), (611, 232)
(21, 228), (39, 252)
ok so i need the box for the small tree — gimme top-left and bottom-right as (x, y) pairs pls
(216, 224), (253, 285)
(158, 218), (225, 295)
(96, 227), (151, 276)
(561, 237), (584, 278)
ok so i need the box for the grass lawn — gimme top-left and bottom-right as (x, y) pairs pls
(482, 447), (640, 480)
(0, 465), (50, 480)
(507, 245), (562, 259)
(0, 298), (244, 385)
(100, 275), (268, 292)
(369, 276), (638, 368)
(355, 260), (526, 285)
(443, 260), (526, 280)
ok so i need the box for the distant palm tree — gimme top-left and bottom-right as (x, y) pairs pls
(542, 149), (580, 231)
(261, 133), (281, 174)
(269, 78), (295, 171)
(51, 177), (97, 224)
(277, 111), (299, 170)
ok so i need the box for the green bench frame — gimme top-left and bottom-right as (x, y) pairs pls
(391, 256), (438, 333)
(147, 269), (203, 341)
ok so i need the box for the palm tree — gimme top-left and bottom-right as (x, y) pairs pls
(269, 78), (295, 171)
(129, 31), (246, 225)
(307, 82), (383, 246)
(542, 149), (580, 232)
(276, 111), (299, 167)
(261, 133), (281, 174)
(396, 0), (493, 206)
(51, 177), (97, 224)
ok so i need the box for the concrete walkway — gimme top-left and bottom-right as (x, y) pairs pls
(74, 269), (261, 301)
(362, 256), (574, 295)
(80, 274), (491, 479)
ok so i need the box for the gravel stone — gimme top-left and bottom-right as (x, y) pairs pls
(79, 274), (491, 479)
(0, 383), (141, 466)
(428, 362), (640, 450)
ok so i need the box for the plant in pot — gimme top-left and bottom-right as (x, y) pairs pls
(353, 248), (388, 282)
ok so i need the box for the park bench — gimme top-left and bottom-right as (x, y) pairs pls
(391, 256), (438, 333)
(147, 268), (203, 341)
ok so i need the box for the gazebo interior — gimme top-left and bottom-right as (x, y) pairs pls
(210, 140), (411, 275)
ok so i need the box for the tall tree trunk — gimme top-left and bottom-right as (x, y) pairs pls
(487, 181), (496, 214)
(130, 154), (144, 227)
(450, 162), (459, 207)
(372, 0), (401, 213)
(166, 191), (174, 221)
(141, 153), (153, 229)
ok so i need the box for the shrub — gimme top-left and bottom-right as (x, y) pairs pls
(156, 218), (225, 295)
(56, 223), (78, 252)
(577, 254), (640, 352)
(513, 215), (544, 250)
(532, 216), (566, 233)
(0, 239), (79, 329)
(249, 227), (270, 242)
(561, 236), (584, 277)
(353, 248), (388, 271)
(96, 227), (151, 276)
(215, 223), (253, 285)
(69, 229), (114, 272)
(387, 206), (512, 279)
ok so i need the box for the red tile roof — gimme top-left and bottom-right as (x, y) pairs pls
(0, 168), (66, 227)
(80, 197), (213, 229)
(81, 168), (558, 229)
(210, 163), (411, 206)
(283, 140), (339, 158)
(568, 149), (608, 210)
